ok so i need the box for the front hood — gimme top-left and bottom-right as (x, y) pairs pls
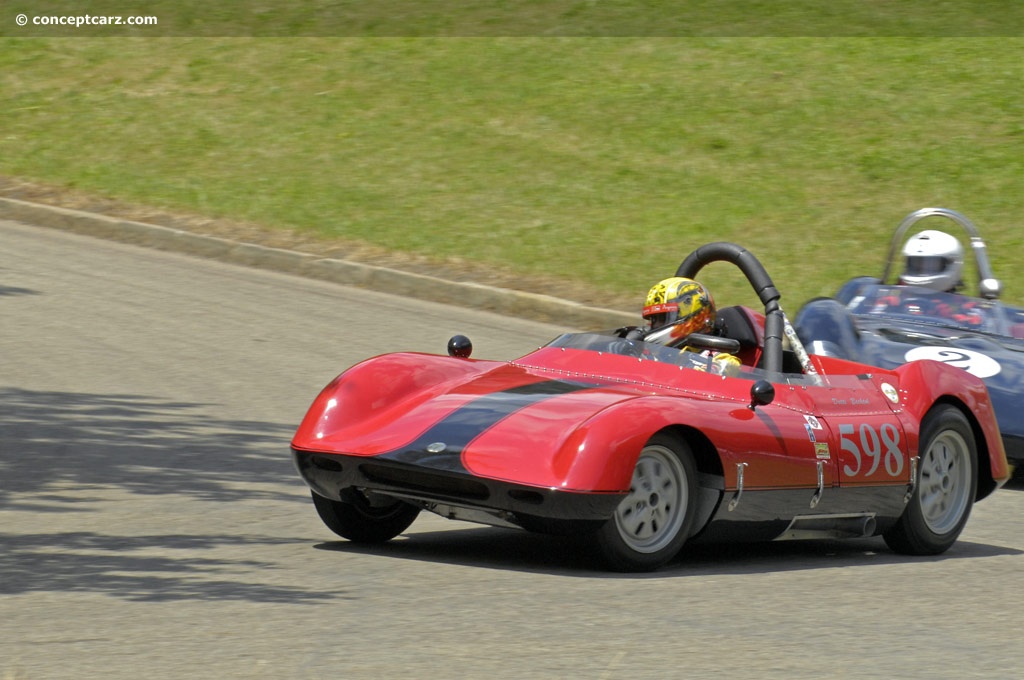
(349, 376), (633, 462)
(292, 344), (753, 489)
(292, 353), (656, 487)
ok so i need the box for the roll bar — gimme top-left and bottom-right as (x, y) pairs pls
(880, 207), (1002, 300)
(676, 242), (788, 375)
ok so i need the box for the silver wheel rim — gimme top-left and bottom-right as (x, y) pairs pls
(613, 444), (689, 554)
(919, 429), (972, 534)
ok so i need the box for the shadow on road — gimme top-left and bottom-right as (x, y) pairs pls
(0, 285), (39, 297)
(0, 386), (298, 504)
(0, 531), (344, 603)
(0, 387), (350, 603)
(315, 524), (1023, 579)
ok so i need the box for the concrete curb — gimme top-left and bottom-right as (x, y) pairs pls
(0, 196), (637, 330)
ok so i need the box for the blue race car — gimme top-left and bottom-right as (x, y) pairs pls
(795, 208), (1024, 464)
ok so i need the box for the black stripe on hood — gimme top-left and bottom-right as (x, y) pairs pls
(379, 379), (594, 473)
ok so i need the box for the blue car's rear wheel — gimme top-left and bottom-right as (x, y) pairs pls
(311, 489), (420, 543)
(884, 405), (977, 555)
(594, 433), (698, 572)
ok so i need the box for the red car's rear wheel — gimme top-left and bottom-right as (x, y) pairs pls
(884, 405), (977, 555)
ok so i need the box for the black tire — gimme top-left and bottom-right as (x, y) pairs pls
(593, 433), (699, 572)
(311, 489), (420, 543)
(884, 405), (977, 555)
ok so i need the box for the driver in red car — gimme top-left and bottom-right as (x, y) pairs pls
(641, 277), (741, 374)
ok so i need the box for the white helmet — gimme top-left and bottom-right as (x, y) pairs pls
(900, 230), (964, 292)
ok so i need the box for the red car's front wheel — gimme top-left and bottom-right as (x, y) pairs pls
(311, 489), (420, 543)
(594, 433), (699, 572)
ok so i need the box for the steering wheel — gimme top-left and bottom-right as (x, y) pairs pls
(677, 332), (741, 354)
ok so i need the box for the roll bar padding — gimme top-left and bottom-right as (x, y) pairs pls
(675, 242), (784, 374)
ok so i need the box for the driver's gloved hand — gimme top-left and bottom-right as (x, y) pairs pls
(624, 327), (647, 341)
(609, 338), (643, 357)
(613, 326), (647, 342)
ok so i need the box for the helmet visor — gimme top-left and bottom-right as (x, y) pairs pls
(643, 302), (679, 329)
(905, 255), (951, 276)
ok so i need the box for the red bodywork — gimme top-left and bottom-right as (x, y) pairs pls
(292, 328), (1009, 527)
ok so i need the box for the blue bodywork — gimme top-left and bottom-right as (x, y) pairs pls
(796, 276), (1024, 463)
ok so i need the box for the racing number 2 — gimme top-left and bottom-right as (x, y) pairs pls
(838, 423), (905, 478)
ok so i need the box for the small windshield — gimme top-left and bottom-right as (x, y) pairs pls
(545, 333), (703, 364)
(846, 284), (998, 333)
(542, 332), (827, 387)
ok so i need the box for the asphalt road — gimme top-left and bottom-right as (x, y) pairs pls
(2, 218), (1023, 680)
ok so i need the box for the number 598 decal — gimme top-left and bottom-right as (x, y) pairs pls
(838, 423), (905, 478)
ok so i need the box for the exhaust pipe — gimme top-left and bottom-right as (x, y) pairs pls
(779, 514), (877, 541)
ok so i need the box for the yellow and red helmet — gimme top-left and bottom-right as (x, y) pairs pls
(642, 277), (715, 341)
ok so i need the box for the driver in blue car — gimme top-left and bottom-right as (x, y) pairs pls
(641, 277), (741, 374)
(899, 229), (964, 293)
(876, 230), (984, 326)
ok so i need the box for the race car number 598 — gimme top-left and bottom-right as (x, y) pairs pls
(839, 422), (904, 478)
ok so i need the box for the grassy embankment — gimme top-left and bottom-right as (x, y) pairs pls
(2, 39), (1022, 311)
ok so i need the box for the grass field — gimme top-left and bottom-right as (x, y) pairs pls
(3, 38), (1023, 311)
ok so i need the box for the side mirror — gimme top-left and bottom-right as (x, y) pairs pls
(447, 334), (473, 358)
(749, 380), (775, 410)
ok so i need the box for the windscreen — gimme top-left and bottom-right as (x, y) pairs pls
(846, 284), (999, 334)
(542, 332), (856, 388)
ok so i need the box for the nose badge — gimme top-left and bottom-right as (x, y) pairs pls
(426, 442), (447, 453)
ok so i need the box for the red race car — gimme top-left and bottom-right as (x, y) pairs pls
(292, 242), (1010, 571)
